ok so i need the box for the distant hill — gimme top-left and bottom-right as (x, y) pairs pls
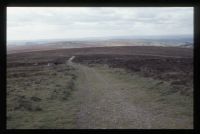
(7, 35), (193, 54)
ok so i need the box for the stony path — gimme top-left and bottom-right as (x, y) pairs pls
(67, 57), (153, 128)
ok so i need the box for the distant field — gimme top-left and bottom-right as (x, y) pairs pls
(7, 46), (193, 129)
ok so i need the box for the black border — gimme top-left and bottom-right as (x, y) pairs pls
(3, 0), (200, 7)
(1, 0), (199, 133)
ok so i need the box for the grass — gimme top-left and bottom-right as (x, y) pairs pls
(7, 64), (78, 129)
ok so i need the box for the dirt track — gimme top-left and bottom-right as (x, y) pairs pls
(68, 57), (193, 129)
(70, 63), (152, 128)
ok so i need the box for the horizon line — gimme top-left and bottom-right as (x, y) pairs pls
(7, 34), (193, 42)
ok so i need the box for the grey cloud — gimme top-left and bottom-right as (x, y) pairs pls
(7, 7), (193, 41)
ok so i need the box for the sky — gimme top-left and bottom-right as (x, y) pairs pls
(7, 7), (193, 41)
